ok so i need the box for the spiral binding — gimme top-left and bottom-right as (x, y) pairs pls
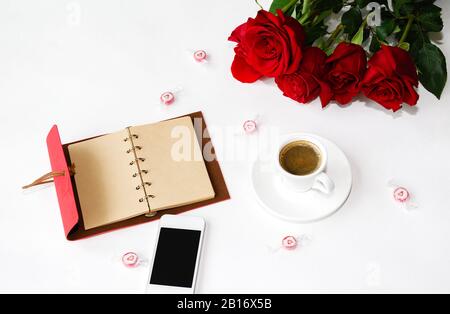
(125, 127), (156, 218)
(126, 146), (142, 154)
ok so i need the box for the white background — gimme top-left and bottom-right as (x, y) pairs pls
(1, 0), (449, 293)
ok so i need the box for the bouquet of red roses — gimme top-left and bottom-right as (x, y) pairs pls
(229, 0), (447, 112)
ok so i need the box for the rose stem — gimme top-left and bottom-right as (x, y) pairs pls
(325, 24), (344, 49)
(399, 15), (415, 45)
(302, 0), (312, 15)
(299, 12), (312, 24)
(297, 0), (314, 24)
(281, 0), (299, 13)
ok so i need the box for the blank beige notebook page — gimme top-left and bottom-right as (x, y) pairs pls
(68, 130), (149, 230)
(68, 116), (215, 230)
(131, 116), (215, 212)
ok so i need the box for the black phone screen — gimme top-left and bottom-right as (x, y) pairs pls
(150, 227), (202, 288)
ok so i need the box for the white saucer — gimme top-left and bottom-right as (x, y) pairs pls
(251, 134), (352, 223)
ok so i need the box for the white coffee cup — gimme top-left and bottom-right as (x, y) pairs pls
(275, 134), (335, 194)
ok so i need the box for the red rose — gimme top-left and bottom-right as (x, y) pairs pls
(326, 43), (367, 104)
(275, 47), (332, 107)
(228, 10), (306, 83)
(361, 45), (419, 112)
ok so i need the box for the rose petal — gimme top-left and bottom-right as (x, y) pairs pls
(228, 21), (249, 43)
(231, 54), (263, 83)
(301, 47), (328, 74)
(386, 46), (419, 83)
(334, 91), (358, 105)
(368, 45), (396, 77)
(282, 11), (306, 44)
(327, 43), (366, 65)
(228, 10), (306, 79)
(317, 79), (333, 108)
(403, 81), (419, 106)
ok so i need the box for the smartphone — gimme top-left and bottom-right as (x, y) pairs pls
(146, 215), (205, 294)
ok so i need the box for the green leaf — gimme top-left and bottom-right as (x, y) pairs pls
(342, 7), (363, 38)
(416, 4), (443, 32)
(416, 43), (447, 99)
(406, 24), (430, 60)
(393, 0), (414, 17)
(295, 2), (304, 20)
(269, 0), (297, 16)
(356, 0), (372, 8)
(304, 23), (328, 46)
(398, 42), (410, 51)
(314, 9), (332, 24)
(332, 1), (344, 13)
(370, 36), (382, 53)
(311, 0), (341, 12)
(351, 24), (365, 45)
(376, 18), (396, 41)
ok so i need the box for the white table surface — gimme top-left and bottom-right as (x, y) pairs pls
(1, 0), (450, 294)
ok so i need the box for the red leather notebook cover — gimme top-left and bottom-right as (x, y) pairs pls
(46, 112), (229, 240)
(47, 125), (79, 238)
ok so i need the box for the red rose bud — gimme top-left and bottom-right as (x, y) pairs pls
(326, 43), (367, 105)
(361, 45), (419, 112)
(275, 47), (332, 107)
(228, 10), (306, 83)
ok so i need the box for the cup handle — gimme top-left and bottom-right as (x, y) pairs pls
(312, 173), (335, 194)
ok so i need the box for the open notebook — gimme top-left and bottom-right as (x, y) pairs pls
(68, 116), (215, 230)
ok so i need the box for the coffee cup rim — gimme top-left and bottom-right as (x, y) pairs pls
(276, 133), (328, 178)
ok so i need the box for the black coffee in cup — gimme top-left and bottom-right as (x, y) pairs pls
(279, 140), (322, 176)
